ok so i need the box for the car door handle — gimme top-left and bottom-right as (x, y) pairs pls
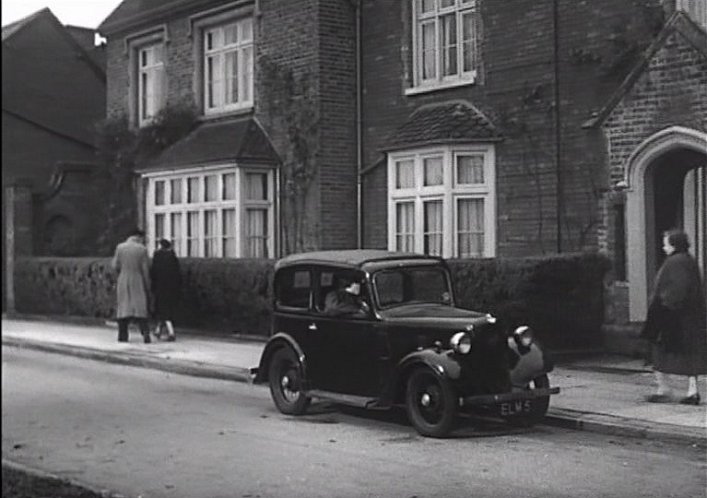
(308, 323), (318, 331)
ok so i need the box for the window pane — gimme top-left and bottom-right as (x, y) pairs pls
(462, 12), (477, 72)
(222, 208), (236, 257)
(224, 23), (237, 45)
(245, 208), (268, 257)
(424, 200), (443, 256)
(396, 160), (415, 189)
(395, 202), (415, 251)
(241, 45), (253, 102)
(154, 213), (165, 249)
(423, 157), (443, 186)
(170, 179), (182, 204)
(245, 172), (268, 200)
(419, 0), (435, 14)
(187, 211), (199, 256)
(240, 18), (253, 41)
(206, 55), (222, 109)
(154, 180), (165, 205)
(421, 22), (437, 80)
(187, 177), (200, 203)
(170, 212), (182, 256)
(457, 198), (484, 257)
(457, 155), (484, 184)
(440, 0), (455, 8)
(204, 175), (218, 202)
(204, 209), (218, 257)
(225, 50), (238, 104)
(223, 173), (236, 200)
(441, 14), (457, 76)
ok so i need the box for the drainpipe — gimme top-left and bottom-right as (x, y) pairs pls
(553, 0), (563, 253)
(355, 0), (363, 248)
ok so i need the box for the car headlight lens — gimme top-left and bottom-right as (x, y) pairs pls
(450, 331), (472, 354)
(513, 325), (534, 347)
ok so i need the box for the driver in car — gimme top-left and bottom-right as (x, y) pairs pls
(324, 276), (369, 317)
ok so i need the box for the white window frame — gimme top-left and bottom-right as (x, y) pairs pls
(201, 16), (254, 115)
(144, 165), (276, 258)
(137, 42), (166, 126)
(387, 144), (496, 258)
(408, 0), (481, 95)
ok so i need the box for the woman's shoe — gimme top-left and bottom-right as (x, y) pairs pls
(166, 335), (176, 342)
(645, 393), (671, 403)
(679, 394), (701, 405)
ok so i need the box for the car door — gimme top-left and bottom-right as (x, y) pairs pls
(311, 268), (386, 397)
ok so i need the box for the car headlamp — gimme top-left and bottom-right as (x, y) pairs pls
(450, 331), (472, 354)
(513, 325), (534, 347)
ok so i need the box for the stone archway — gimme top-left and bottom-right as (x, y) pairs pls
(624, 126), (707, 321)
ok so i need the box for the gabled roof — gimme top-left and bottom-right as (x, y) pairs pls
(583, 11), (707, 129)
(2, 8), (106, 147)
(1, 8), (48, 41)
(385, 100), (502, 152)
(137, 117), (280, 172)
(99, 0), (223, 35)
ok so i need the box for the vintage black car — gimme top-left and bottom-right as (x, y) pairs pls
(253, 250), (559, 437)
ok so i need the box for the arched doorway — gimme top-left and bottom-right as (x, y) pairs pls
(625, 126), (707, 322)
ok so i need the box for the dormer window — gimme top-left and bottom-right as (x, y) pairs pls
(410, 0), (481, 94)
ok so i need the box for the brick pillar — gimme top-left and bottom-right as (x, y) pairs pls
(3, 182), (34, 313)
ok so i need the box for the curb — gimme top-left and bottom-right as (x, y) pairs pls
(4, 336), (705, 447)
(544, 408), (707, 446)
(2, 458), (127, 498)
(2, 337), (253, 384)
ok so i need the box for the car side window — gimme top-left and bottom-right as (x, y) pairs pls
(317, 269), (371, 317)
(276, 268), (312, 310)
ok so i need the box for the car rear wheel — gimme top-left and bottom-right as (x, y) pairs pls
(405, 368), (457, 438)
(507, 373), (550, 427)
(268, 348), (310, 415)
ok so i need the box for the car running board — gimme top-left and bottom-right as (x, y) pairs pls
(305, 389), (379, 409)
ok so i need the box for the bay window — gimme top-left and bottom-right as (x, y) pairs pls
(146, 166), (276, 258)
(388, 145), (496, 258)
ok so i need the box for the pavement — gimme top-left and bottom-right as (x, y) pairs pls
(2, 316), (706, 445)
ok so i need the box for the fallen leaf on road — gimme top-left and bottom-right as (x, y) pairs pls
(12, 443), (23, 450)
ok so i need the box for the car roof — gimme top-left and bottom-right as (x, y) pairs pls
(275, 250), (443, 271)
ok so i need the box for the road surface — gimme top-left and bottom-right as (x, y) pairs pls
(2, 347), (705, 498)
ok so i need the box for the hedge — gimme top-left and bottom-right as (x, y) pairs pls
(14, 253), (610, 349)
(14, 257), (274, 336)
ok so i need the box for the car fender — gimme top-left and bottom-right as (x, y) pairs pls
(507, 339), (554, 387)
(254, 333), (307, 384)
(380, 349), (462, 407)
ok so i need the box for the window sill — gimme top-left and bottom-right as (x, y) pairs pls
(201, 106), (254, 121)
(405, 78), (476, 96)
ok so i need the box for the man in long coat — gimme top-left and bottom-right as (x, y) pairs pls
(112, 229), (151, 343)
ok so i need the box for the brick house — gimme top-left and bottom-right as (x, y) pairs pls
(2, 8), (106, 309)
(98, 0), (705, 333)
(98, 0), (359, 258)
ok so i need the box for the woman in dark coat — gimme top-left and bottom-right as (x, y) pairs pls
(642, 230), (707, 405)
(150, 239), (182, 341)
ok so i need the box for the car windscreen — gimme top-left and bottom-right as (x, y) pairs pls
(373, 266), (452, 308)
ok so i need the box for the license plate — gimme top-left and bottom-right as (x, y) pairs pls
(500, 399), (532, 416)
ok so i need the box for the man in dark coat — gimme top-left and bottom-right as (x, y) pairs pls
(112, 229), (151, 343)
(643, 230), (707, 405)
(150, 239), (182, 341)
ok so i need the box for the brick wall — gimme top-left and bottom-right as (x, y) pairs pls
(360, 0), (652, 256)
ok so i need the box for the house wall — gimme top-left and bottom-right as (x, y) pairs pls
(360, 0), (653, 256)
(104, 0), (358, 253)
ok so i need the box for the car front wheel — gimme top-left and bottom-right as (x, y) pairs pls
(405, 368), (457, 438)
(268, 348), (311, 415)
